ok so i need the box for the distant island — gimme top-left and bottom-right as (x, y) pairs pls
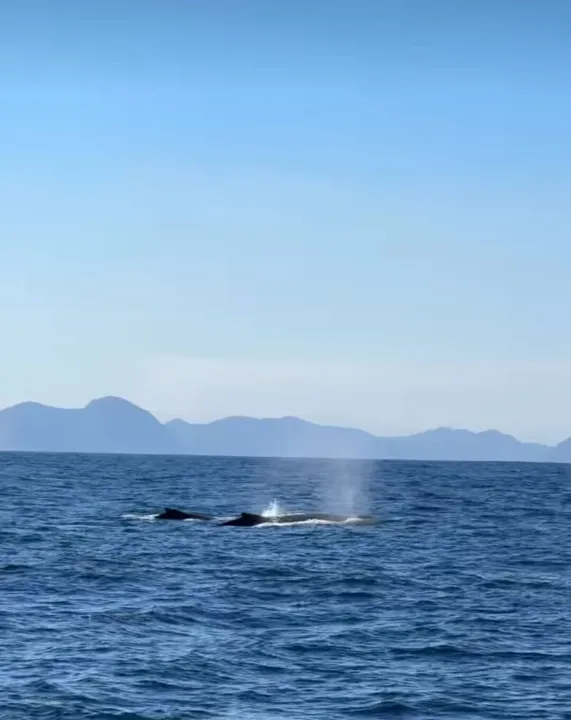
(0, 395), (569, 463)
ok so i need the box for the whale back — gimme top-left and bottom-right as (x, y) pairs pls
(220, 512), (266, 526)
(156, 508), (212, 521)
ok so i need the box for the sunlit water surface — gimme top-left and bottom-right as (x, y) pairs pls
(1, 452), (570, 719)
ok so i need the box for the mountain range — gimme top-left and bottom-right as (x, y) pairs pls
(0, 395), (568, 462)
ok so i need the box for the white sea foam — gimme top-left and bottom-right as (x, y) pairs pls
(256, 518), (331, 527)
(254, 514), (370, 528)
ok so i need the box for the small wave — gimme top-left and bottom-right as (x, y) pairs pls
(342, 516), (371, 524)
(349, 699), (417, 716)
(1, 563), (34, 573)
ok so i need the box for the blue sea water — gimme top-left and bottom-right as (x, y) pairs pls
(1, 453), (571, 720)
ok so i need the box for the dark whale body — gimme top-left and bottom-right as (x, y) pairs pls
(220, 512), (376, 526)
(156, 508), (212, 521)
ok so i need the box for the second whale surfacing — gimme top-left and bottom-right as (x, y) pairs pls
(220, 512), (377, 527)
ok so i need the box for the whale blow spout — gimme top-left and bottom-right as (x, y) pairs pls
(156, 508), (212, 521)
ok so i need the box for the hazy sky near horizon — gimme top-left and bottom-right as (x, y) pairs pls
(2, 1), (571, 443)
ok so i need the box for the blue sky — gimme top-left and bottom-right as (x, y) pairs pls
(1, 0), (571, 442)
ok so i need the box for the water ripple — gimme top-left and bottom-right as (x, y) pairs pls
(0, 453), (570, 719)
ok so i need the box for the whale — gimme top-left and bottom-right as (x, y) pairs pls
(155, 508), (212, 521)
(219, 512), (376, 526)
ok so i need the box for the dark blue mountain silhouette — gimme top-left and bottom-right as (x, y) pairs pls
(546, 436), (571, 463)
(166, 416), (384, 459)
(382, 427), (548, 462)
(0, 397), (563, 461)
(166, 418), (551, 462)
(0, 396), (184, 455)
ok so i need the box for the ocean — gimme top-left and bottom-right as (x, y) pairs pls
(1, 452), (570, 719)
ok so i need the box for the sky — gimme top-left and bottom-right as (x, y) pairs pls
(1, 0), (571, 443)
